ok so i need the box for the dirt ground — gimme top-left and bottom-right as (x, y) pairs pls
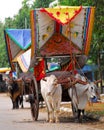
(85, 96), (104, 130)
(39, 95), (104, 130)
(1, 93), (104, 130)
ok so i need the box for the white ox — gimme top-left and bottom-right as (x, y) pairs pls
(68, 74), (98, 122)
(40, 75), (62, 123)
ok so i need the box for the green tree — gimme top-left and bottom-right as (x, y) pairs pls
(13, 0), (32, 28)
(34, 0), (53, 8)
(4, 17), (16, 28)
(90, 0), (104, 59)
(0, 21), (9, 67)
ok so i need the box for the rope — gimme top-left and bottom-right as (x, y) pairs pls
(74, 57), (89, 82)
(57, 16), (76, 80)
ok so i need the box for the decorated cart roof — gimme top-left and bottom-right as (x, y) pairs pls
(5, 29), (31, 50)
(30, 6), (95, 57)
(40, 6), (82, 25)
(40, 33), (81, 56)
(4, 29), (31, 71)
(16, 49), (31, 72)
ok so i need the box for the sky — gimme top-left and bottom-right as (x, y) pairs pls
(0, 0), (23, 22)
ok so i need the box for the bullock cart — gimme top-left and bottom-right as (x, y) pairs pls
(28, 6), (96, 121)
(4, 6), (95, 120)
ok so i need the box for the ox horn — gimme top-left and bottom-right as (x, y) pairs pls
(42, 78), (47, 81)
(94, 79), (102, 84)
(54, 79), (59, 87)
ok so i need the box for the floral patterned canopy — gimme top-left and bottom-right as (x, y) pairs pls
(40, 6), (82, 25)
(30, 6), (95, 57)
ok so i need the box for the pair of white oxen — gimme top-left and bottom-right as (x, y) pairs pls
(40, 73), (99, 123)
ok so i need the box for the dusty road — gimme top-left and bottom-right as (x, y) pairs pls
(0, 93), (103, 130)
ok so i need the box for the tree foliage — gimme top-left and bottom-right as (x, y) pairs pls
(34, 0), (53, 8)
(0, 22), (9, 67)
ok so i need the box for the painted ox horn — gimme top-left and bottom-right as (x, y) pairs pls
(94, 79), (102, 84)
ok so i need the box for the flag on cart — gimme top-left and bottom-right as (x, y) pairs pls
(34, 59), (46, 81)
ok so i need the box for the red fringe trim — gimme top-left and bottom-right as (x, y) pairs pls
(40, 6), (82, 25)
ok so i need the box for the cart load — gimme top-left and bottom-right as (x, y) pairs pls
(30, 6), (95, 82)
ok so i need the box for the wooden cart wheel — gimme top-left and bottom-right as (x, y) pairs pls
(30, 76), (39, 121)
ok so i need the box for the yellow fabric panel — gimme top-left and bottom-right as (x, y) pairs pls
(17, 57), (27, 72)
(40, 6), (82, 25)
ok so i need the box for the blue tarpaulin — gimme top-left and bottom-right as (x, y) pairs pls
(78, 64), (98, 81)
(81, 64), (98, 73)
(5, 29), (31, 50)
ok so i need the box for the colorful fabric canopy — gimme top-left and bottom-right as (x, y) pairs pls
(17, 49), (31, 72)
(4, 29), (31, 71)
(40, 33), (81, 56)
(30, 6), (95, 57)
(40, 6), (82, 25)
(5, 29), (31, 50)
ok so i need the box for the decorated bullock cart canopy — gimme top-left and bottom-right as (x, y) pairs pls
(29, 6), (95, 82)
(30, 6), (95, 58)
(4, 29), (31, 72)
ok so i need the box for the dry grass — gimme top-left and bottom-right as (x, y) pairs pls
(39, 96), (104, 129)
(39, 100), (104, 114)
(86, 102), (104, 112)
